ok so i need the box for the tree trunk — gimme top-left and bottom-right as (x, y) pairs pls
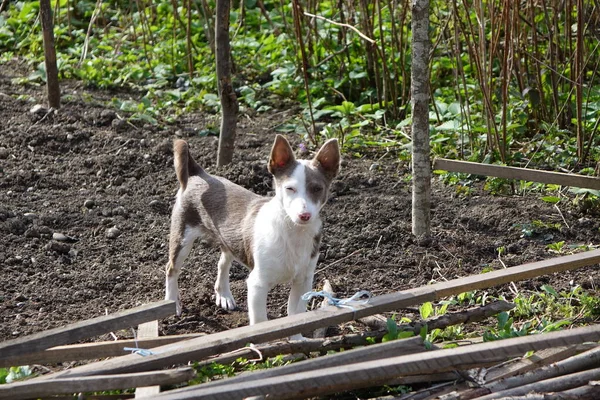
(411, 0), (431, 237)
(215, 0), (239, 167)
(39, 0), (61, 109)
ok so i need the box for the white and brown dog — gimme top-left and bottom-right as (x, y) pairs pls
(165, 135), (340, 327)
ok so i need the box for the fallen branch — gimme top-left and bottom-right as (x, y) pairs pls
(196, 333), (423, 370)
(362, 300), (515, 334)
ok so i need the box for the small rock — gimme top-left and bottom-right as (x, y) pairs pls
(111, 118), (128, 133)
(0, 147), (8, 159)
(369, 163), (379, 171)
(112, 206), (127, 217)
(99, 109), (117, 125)
(38, 226), (52, 236)
(106, 226), (121, 239)
(24, 227), (40, 238)
(30, 104), (48, 115)
(45, 241), (71, 254)
(52, 232), (70, 241)
(23, 212), (38, 220)
(84, 199), (95, 209)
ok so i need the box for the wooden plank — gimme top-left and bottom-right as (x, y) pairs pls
(433, 158), (600, 190)
(152, 324), (600, 400)
(0, 367), (195, 400)
(30, 250), (600, 380)
(483, 343), (597, 383)
(196, 336), (425, 390)
(0, 334), (203, 368)
(135, 321), (160, 398)
(0, 301), (175, 361)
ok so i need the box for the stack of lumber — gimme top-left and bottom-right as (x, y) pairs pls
(1, 250), (600, 399)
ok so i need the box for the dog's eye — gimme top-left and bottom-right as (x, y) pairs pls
(285, 186), (296, 193)
(312, 186), (323, 193)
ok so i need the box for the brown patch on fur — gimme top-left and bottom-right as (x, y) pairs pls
(178, 172), (268, 269)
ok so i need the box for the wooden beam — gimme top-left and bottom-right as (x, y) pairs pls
(0, 334), (203, 368)
(483, 343), (597, 383)
(0, 368), (195, 400)
(31, 250), (600, 380)
(152, 324), (600, 400)
(135, 321), (160, 398)
(0, 301), (175, 361)
(197, 336), (425, 390)
(433, 158), (600, 190)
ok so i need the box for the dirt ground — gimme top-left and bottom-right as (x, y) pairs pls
(1, 60), (599, 346)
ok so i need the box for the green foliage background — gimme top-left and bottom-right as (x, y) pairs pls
(1, 0), (599, 167)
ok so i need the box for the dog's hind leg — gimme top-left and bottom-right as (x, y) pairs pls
(214, 250), (236, 310)
(165, 224), (200, 316)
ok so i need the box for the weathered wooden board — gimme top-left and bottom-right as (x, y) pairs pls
(0, 301), (175, 361)
(0, 333), (203, 368)
(31, 249), (600, 381)
(152, 324), (600, 400)
(135, 321), (160, 398)
(483, 344), (597, 383)
(433, 158), (600, 190)
(0, 367), (195, 400)
(196, 335), (425, 390)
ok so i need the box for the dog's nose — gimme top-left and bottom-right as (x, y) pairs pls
(299, 212), (311, 222)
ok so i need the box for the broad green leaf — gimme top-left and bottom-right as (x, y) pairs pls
(541, 284), (558, 297)
(540, 196), (560, 204)
(420, 302), (433, 320)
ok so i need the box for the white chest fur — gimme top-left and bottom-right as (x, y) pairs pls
(252, 199), (321, 285)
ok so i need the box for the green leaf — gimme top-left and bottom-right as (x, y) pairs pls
(6, 366), (32, 383)
(0, 368), (8, 384)
(386, 317), (398, 339)
(541, 196), (560, 204)
(541, 284), (559, 297)
(497, 311), (509, 329)
(420, 302), (434, 319)
(435, 119), (460, 131)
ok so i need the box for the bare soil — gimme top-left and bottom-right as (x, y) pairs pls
(1, 61), (599, 346)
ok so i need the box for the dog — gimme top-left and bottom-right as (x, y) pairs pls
(165, 135), (340, 328)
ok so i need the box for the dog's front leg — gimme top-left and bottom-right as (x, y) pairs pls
(246, 269), (273, 325)
(286, 257), (317, 340)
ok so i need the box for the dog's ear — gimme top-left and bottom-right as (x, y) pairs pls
(269, 134), (296, 175)
(313, 138), (340, 180)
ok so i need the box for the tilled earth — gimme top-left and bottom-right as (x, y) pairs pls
(1, 62), (599, 345)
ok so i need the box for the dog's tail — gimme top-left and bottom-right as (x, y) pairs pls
(173, 140), (203, 191)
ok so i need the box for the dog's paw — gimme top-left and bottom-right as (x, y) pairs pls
(215, 291), (237, 311)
